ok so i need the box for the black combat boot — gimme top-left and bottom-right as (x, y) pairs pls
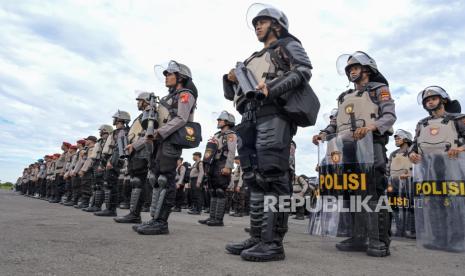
(94, 189), (117, 217)
(336, 212), (368, 252)
(83, 190), (104, 212)
(367, 206), (391, 257)
(403, 211), (416, 239)
(225, 191), (263, 255)
(137, 205), (171, 235)
(114, 188), (142, 223)
(207, 197), (226, 226)
(240, 210), (287, 262)
(199, 197), (217, 224)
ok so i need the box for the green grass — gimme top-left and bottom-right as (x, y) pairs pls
(0, 183), (14, 190)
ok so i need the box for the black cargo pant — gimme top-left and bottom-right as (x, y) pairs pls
(236, 115), (293, 242)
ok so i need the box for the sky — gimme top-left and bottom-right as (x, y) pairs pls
(1, 0), (464, 183)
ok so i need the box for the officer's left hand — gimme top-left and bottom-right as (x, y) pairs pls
(256, 81), (269, 98)
(448, 146), (464, 159)
(235, 186), (241, 193)
(353, 125), (376, 140)
(400, 173), (410, 180)
(221, 168), (232, 176)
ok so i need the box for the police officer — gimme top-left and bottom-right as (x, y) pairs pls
(188, 152), (204, 215)
(95, 111), (131, 217)
(292, 173), (309, 220)
(38, 157), (47, 199)
(62, 145), (78, 204)
(47, 154), (59, 201)
(313, 51), (396, 257)
(134, 60), (197, 235)
(173, 157), (186, 212)
(71, 139), (87, 207)
(78, 136), (98, 209)
(231, 157), (246, 217)
(82, 125), (113, 212)
(387, 129), (415, 238)
(223, 5), (313, 261)
(114, 93), (152, 224)
(50, 142), (70, 203)
(197, 111), (237, 226)
(409, 86), (464, 252)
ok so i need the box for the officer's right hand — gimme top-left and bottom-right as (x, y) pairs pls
(126, 144), (134, 155)
(106, 163), (113, 170)
(227, 69), (238, 83)
(312, 134), (322, 145)
(409, 152), (422, 164)
(235, 186), (240, 193)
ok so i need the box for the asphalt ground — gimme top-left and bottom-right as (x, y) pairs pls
(0, 190), (464, 276)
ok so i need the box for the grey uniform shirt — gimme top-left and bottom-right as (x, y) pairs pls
(323, 84), (396, 136)
(190, 161), (204, 187)
(230, 165), (243, 188)
(293, 176), (309, 194)
(213, 130), (237, 170)
(80, 145), (95, 173)
(175, 165), (186, 186)
(157, 91), (196, 140)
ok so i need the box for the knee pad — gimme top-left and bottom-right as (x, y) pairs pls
(130, 177), (142, 189)
(157, 175), (168, 189)
(147, 170), (157, 187)
(215, 188), (225, 198)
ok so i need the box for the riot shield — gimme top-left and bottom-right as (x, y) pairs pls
(387, 175), (416, 237)
(308, 131), (376, 237)
(413, 153), (465, 253)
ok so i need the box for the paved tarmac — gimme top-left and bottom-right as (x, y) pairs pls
(1, 190), (464, 276)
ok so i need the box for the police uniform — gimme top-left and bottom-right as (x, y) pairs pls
(189, 160), (204, 214)
(82, 134), (109, 212)
(114, 113), (149, 223)
(224, 8), (313, 261)
(174, 163), (187, 211)
(71, 143), (86, 207)
(51, 148), (67, 203)
(203, 130), (237, 225)
(79, 141), (96, 208)
(411, 111), (465, 251)
(292, 175), (309, 219)
(135, 77), (197, 235)
(231, 165), (247, 217)
(387, 147), (414, 237)
(96, 126), (130, 216)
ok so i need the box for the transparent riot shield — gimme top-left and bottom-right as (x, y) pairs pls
(387, 175), (416, 237)
(308, 131), (376, 237)
(413, 153), (465, 253)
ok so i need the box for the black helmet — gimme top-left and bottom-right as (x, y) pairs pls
(251, 5), (289, 31)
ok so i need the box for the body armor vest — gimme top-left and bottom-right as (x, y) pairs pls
(102, 132), (115, 155)
(234, 49), (278, 108)
(390, 151), (412, 177)
(417, 117), (459, 154)
(158, 89), (195, 128)
(214, 130), (234, 161)
(128, 115), (143, 144)
(336, 90), (379, 133)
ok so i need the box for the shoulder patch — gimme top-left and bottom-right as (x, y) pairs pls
(227, 133), (236, 142)
(180, 92), (190, 103)
(379, 87), (391, 101)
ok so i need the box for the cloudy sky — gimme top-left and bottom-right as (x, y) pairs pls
(1, 0), (464, 182)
